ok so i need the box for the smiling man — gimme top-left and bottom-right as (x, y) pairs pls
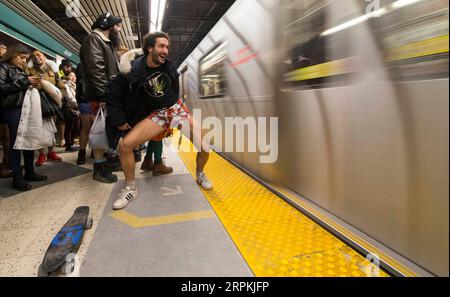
(0, 42), (7, 59)
(106, 32), (213, 210)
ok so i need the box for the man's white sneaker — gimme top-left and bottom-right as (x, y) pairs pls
(197, 173), (213, 190)
(113, 186), (138, 210)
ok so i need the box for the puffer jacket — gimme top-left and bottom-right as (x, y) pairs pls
(79, 29), (120, 102)
(0, 63), (31, 109)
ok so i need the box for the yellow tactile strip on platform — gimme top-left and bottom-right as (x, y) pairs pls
(174, 134), (388, 277)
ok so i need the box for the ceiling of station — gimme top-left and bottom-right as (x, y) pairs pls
(26, 0), (236, 66)
(162, 0), (236, 65)
(30, 0), (145, 51)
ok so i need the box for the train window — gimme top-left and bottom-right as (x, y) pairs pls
(180, 66), (188, 100)
(283, 0), (354, 89)
(373, 0), (449, 81)
(283, 0), (449, 86)
(199, 42), (227, 98)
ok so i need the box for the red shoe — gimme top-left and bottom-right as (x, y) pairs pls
(47, 151), (62, 162)
(35, 154), (46, 166)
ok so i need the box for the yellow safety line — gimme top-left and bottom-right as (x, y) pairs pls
(110, 210), (215, 228)
(270, 184), (419, 277)
(174, 132), (389, 277)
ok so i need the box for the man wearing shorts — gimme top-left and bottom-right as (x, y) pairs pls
(106, 32), (213, 210)
(79, 13), (122, 183)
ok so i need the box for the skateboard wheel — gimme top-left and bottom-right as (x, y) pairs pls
(85, 216), (93, 230)
(37, 264), (50, 277)
(61, 260), (75, 275)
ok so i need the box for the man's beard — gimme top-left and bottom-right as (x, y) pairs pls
(151, 51), (162, 66)
(110, 29), (121, 49)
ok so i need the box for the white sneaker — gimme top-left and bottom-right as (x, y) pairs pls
(197, 173), (213, 190)
(113, 186), (138, 210)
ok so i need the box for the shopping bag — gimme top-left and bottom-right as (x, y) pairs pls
(89, 108), (109, 150)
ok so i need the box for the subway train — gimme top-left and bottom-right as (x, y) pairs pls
(177, 0), (449, 276)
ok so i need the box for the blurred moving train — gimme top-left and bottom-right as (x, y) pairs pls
(178, 0), (449, 276)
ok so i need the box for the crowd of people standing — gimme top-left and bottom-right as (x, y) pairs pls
(0, 12), (213, 211)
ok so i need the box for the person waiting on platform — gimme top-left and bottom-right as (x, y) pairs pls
(61, 71), (80, 152)
(106, 32), (213, 210)
(78, 12), (123, 183)
(27, 50), (64, 166)
(140, 139), (173, 176)
(59, 60), (79, 151)
(0, 42), (7, 59)
(59, 59), (73, 78)
(0, 40), (11, 178)
(0, 44), (48, 191)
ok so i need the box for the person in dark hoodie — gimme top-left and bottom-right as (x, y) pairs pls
(106, 32), (213, 210)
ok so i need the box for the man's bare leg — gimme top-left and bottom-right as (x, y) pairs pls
(119, 118), (164, 183)
(184, 116), (212, 190)
(114, 118), (164, 210)
(77, 114), (93, 165)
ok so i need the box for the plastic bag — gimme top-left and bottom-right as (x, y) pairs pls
(89, 108), (109, 150)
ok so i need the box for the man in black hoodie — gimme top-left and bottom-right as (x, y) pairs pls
(106, 32), (213, 210)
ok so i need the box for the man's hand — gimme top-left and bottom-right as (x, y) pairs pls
(28, 76), (42, 88)
(118, 123), (132, 131)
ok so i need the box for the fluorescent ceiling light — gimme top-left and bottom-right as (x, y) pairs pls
(391, 0), (422, 9)
(321, 0), (423, 36)
(150, 0), (167, 32)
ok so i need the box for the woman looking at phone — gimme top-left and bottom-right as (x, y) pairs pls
(0, 44), (47, 191)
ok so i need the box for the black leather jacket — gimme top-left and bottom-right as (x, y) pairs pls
(0, 63), (31, 109)
(79, 30), (120, 102)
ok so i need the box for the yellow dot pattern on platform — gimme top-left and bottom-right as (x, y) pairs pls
(175, 134), (389, 277)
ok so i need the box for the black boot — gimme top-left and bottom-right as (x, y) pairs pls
(93, 162), (118, 184)
(77, 149), (86, 165)
(24, 171), (48, 182)
(12, 175), (32, 191)
(107, 154), (122, 172)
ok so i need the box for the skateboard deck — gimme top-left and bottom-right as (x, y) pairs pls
(38, 206), (93, 277)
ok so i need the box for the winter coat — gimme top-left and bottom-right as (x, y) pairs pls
(63, 80), (78, 109)
(79, 29), (120, 102)
(0, 63), (31, 109)
(41, 80), (63, 109)
(62, 79), (79, 117)
(14, 87), (56, 150)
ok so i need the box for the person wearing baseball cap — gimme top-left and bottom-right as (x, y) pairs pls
(59, 59), (73, 77)
(78, 13), (122, 183)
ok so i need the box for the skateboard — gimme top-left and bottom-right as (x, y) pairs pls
(38, 206), (93, 277)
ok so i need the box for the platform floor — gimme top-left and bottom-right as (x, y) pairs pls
(0, 135), (389, 277)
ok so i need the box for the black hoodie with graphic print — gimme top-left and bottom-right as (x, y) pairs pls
(106, 49), (180, 130)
